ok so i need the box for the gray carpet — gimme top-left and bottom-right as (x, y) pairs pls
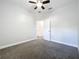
(0, 39), (79, 59)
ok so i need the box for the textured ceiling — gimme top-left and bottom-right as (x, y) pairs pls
(4, 0), (75, 20)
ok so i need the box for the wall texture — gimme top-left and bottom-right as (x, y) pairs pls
(44, 0), (78, 47)
(0, 0), (35, 48)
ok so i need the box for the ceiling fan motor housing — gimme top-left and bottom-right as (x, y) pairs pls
(29, 0), (50, 10)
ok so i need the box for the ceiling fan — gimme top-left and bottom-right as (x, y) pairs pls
(28, 0), (50, 10)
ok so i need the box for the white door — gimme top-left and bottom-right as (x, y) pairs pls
(43, 19), (51, 41)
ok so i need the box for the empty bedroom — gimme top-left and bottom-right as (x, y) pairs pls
(0, 0), (79, 59)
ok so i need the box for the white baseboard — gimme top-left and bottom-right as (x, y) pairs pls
(50, 40), (78, 48)
(0, 39), (78, 50)
(0, 39), (35, 50)
(45, 39), (78, 47)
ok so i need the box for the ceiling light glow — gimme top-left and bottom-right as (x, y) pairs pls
(37, 1), (42, 7)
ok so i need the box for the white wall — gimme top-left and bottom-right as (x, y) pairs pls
(44, 0), (78, 47)
(77, 0), (79, 50)
(0, 0), (35, 48)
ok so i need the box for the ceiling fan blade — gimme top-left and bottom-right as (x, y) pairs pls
(41, 6), (45, 9)
(29, 1), (36, 4)
(42, 0), (50, 4)
(34, 6), (37, 9)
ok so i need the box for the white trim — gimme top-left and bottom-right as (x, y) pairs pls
(45, 38), (78, 48)
(0, 39), (35, 50)
(50, 40), (78, 48)
(0, 39), (78, 50)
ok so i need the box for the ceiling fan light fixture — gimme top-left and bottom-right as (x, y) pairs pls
(28, 0), (50, 10)
(37, 1), (42, 7)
